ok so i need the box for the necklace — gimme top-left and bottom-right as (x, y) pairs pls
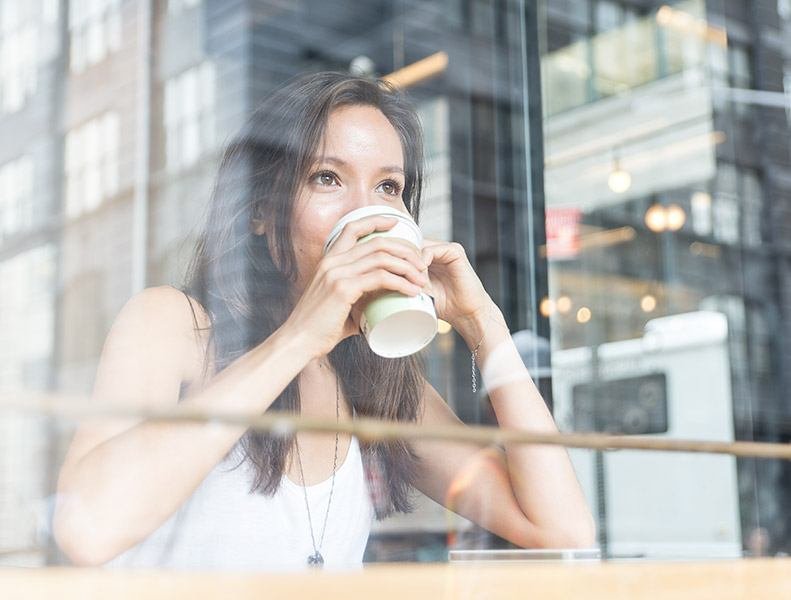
(295, 372), (340, 568)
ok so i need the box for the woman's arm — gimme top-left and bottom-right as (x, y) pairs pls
(416, 238), (595, 547)
(454, 301), (597, 548)
(53, 286), (315, 567)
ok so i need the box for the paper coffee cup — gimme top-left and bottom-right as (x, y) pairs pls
(323, 205), (438, 358)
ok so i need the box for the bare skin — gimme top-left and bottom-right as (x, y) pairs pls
(53, 104), (594, 567)
(178, 310), (353, 488)
(52, 105), (429, 566)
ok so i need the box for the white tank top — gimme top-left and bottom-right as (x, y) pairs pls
(103, 427), (376, 572)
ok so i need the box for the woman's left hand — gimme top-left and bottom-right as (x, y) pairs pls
(419, 237), (493, 328)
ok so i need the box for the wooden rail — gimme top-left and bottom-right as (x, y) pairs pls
(1, 559), (789, 599)
(3, 390), (791, 460)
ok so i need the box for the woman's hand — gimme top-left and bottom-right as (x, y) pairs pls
(284, 215), (430, 359)
(419, 237), (493, 330)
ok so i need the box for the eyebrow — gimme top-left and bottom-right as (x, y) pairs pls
(314, 156), (404, 175)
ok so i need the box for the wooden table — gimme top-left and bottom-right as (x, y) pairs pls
(2, 558), (790, 599)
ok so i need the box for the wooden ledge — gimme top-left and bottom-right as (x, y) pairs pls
(2, 558), (790, 599)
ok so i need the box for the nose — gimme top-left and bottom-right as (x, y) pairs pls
(347, 181), (387, 211)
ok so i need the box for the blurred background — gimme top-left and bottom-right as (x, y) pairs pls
(1, 0), (790, 567)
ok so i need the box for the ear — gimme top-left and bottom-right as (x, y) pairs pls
(250, 217), (267, 236)
(253, 218), (286, 274)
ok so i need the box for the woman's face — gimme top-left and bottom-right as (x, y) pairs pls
(285, 104), (411, 296)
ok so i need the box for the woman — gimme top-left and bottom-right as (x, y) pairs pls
(52, 72), (595, 571)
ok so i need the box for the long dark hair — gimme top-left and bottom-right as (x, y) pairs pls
(179, 71), (427, 520)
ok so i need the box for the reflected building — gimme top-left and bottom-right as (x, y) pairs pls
(0, 0), (63, 566)
(539, 0), (791, 555)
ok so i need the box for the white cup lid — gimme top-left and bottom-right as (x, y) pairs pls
(323, 205), (420, 255)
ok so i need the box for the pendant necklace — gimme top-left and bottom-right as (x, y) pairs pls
(295, 370), (340, 568)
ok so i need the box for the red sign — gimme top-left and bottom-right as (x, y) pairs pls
(545, 207), (581, 260)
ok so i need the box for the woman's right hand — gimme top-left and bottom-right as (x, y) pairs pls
(284, 215), (430, 359)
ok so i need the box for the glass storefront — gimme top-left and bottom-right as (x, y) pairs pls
(0, 0), (790, 578)
(539, 0), (791, 559)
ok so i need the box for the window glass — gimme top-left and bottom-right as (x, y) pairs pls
(540, 0), (790, 563)
(64, 112), (120, 219)
(164, 61), (217, 173)
(68, 0), (122, 74)
(0, 0), (46, 114)
(0, 0), (790, 587)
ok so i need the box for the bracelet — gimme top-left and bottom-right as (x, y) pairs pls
(470, 304), (511, 395)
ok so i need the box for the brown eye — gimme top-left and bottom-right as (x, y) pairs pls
(312, 170), (339, 186)
(378, 179), (403, 196)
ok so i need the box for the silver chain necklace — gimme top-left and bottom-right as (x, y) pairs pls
(295, 372), (340, 568)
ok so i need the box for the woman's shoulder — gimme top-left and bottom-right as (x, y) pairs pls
(128, 285), (211, 328)
(132, 285), (214, 385)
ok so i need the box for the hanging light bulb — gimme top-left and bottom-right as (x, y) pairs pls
(641, 294), (657, 312)
(645, 203), (668, 232)
(540, 297), (555, 317)
(608, 153), (632, 194)
(644, 202), (687, 232)
(556, 295), (572, 314)
(666, 203), (687, 231)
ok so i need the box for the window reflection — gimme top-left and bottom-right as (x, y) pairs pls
(0, 0), (790, 575)
(540, 0), (790, 559)
(68, 0), (122, 74)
